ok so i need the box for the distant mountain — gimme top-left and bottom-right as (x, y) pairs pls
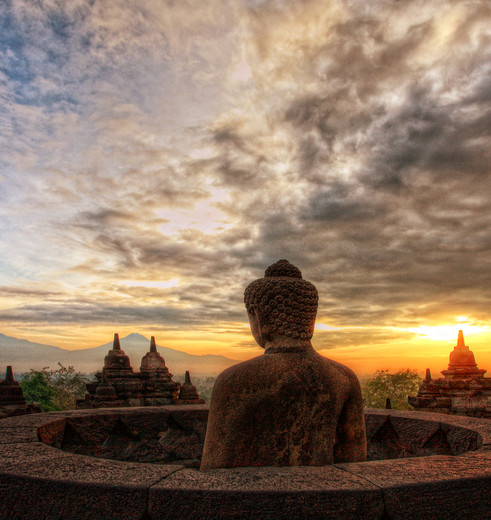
(0, 333), (240, 377)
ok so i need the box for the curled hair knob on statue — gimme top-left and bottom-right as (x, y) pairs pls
(244, 259), (318, 344)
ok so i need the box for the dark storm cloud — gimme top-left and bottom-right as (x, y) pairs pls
(361, 81), (491, 191)
(205, 0), (491, 332)
(1, 297), (246, 326)
(0, 302), (195, 325)
(0, 286), (59, 298)
(3, 0), (491, 349)
(302, 182), (385, 222)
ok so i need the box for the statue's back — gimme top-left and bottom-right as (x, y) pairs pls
(202, 348), (364, 468)
(200, 260), (366, 470)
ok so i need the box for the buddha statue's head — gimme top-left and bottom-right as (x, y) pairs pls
(244, 259), (318, 348)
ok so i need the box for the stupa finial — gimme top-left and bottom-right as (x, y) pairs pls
(457, 330), (466, 349)
(150, 336), (157, 352)
(5, 366), (14, 382)
(113, 333), (121, 351)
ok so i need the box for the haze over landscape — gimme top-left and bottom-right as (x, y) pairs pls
(1, 0), (491, 377)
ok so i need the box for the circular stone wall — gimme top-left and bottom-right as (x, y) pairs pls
(0, 406), (489, 519)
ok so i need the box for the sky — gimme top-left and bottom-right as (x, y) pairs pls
(1, 0), (491, 377)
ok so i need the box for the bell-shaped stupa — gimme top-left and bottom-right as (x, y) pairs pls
(409, 330), (490, 417)
(140, 336), (171, 376)
(0, 366), (41, 418)
(93, 371), (119, 406)
(0, 366), (26, 407)
(441, 330), (486, 379)
(101, 333), (143, 406)
(77, 333), (201, 409)
(139, 336), (180, 405)
(177, 371), (204, 405)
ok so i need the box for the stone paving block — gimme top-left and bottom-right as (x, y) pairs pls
(0, 449), (183, 520)
(1, 451), (182, 486)
(0, 473), (149, 520)
(337, 455), (491, 519)
(149, 465), (384, 520)
(0, 412), (68, 428)
(0, 426), (39, 443)
(0, 442), (64, 470)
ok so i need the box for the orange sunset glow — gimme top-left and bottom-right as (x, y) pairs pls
(1, 1), (491, 378)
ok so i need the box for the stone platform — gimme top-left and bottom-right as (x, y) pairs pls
(0, 406), (489, 519)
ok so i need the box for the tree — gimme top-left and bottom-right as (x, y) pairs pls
(20, 363), (89, 411)
(20, 369), (58, 412)
(361, 369), (422, 411)
(49, 363), (89, 410)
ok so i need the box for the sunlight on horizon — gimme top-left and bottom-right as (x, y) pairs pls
(406, 323), (489, 342)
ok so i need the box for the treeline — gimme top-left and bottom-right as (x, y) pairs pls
(20, 363), (91, 412)
(361, 369), (422, 410)
(18, 364), (423, 412)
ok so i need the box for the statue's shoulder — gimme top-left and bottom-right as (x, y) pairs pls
(315, 352), (361, 387)
(212, 355), (278, 397)
(213, 355), (262, 383)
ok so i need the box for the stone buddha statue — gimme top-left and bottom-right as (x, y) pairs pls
(200, 259), (366, 470)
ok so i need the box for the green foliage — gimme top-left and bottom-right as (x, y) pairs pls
(361, 369), (422, 411)
(20, 363), (89, 411)
(20, 370), (58, 412)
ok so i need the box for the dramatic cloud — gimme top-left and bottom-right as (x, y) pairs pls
(1, 0), (490, 370)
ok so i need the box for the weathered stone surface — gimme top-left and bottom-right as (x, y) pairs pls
(0, 439), (183, 520)
(364, 409), (484, 462)
(0, 412), (69, 443)
(367, 416), (410, 460)
(0, 427), (40, 444)
(0, 441), (62, 469)
(388, 415), (442, 451)
(150, 466), (383, 520)
(37, 417), (66, 447)
(0, 459), (182, 520)
(366, 408), (491, 444)
(0, 473), (149, 520)
(156, 464), (379, 491)
(441, 422), (482, 454)
(158, 406), (208, 461)
(0, 408), (489, 519)
(40, 407), (209, 464)
(337, 454), (491, 519)
(365, 412), (389, 439)
(0, 450), (180, 485)
(201, 260), (366, 469)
